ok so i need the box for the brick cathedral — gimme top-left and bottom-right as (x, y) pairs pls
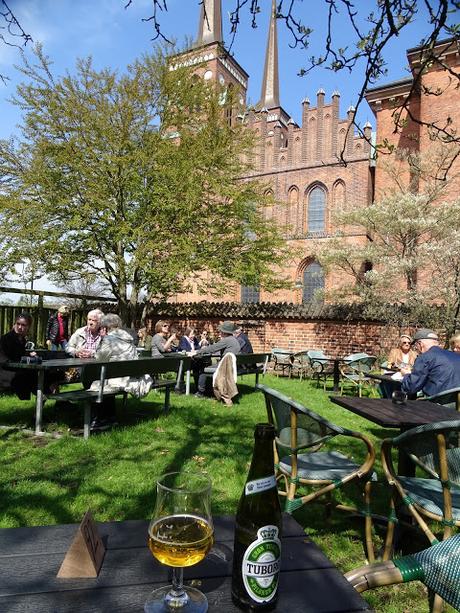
(171, 0), (460, 305)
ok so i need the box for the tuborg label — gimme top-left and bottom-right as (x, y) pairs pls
(242, 525), (281, 604)
(245, 475), (276, 496)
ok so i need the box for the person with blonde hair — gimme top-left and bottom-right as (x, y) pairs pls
(387, 334), (417, 370)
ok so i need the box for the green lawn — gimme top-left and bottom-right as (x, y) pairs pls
(0, 374), (452, 612)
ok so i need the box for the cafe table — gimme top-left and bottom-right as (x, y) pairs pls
(0, 514), (371, 612)
(330, 395), (459, 475)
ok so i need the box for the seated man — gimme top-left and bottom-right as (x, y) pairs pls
(0, 313), (37, 399)
(401, 328), (460, 397)
(66, 309), (104, 358)
(192, 321), (241, 398)
(234, 324), (253, 354)
(0, 313), (59, 400)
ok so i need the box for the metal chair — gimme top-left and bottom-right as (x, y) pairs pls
(257, 383), (376, 561)
(306, 349), (335, 390)
(340, 354), (377, 397)
(290, 351), (311, 381)
(346, 534), (460, 613)
(422, 386), (460, 411)
(381, 420), (460, 566)
(271, 348), (293, 377)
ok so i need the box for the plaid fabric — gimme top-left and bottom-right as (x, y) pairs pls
(85, 328), (101, 355)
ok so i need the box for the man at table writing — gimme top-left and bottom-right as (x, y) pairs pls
(66, 309), (104, 358)
(401, 328), (460, 396)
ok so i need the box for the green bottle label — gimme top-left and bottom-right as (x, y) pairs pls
(242, 525), (281, 604)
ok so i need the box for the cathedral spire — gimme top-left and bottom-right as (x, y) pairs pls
(257, 0), (280, 109)
(195, 0), (223, 47)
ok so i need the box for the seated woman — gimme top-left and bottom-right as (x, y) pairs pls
(387, 334), (417, 371)
(151, 321), (178, 357)
(137, 327), (153, 352)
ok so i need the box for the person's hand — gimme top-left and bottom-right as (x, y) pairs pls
(29, 351), (37, 357)
(46, 340), (52, 349)
(76, 349), (92, 359)
(400, 366), (411, 376)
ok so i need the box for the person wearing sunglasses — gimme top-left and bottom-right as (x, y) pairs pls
(401, 328), (460, 397)
(387, 334), (417, 371)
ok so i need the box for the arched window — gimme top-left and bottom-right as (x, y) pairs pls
(308, 186), (326, 232)
(302, 262), (324, 303)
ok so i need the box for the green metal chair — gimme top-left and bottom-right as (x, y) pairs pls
(346, 534), (460, 612)
(381, 418), (460, 594)
(271, 348), (293, 377)
(422, 387), (460, 411)
(257, 383), (376, 561)
(306, 349), (335, 390)
(340, 354), (377, 397)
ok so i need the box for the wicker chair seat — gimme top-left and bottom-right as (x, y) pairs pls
(280, 450), (362, 481)
(398, 477), (460, 520)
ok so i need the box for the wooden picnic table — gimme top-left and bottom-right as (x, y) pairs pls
(0, 514), (371, 612)
(5, 354), (191, 435)
(330, 395), (459, 475)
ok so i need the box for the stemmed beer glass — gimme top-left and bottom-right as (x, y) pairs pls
(145, 471), (214, 612)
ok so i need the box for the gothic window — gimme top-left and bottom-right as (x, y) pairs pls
(241, 285), (260, 303)
(308, 186), (326, 232)
(302, 262), (324, 303)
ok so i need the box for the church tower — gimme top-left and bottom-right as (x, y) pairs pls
(169, 0), (249, 112)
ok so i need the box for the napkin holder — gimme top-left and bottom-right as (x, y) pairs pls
(57, 510), (105, 578)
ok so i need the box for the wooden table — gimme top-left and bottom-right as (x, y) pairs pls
(330, 395), (459, 474)
(5, 354), (192, 435)
(0, 515), (371, 612)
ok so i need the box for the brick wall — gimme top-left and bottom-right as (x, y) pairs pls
(145, 315), (404, 359)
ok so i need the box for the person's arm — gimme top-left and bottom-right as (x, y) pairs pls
(401, 355), (429, 395)
(95, 336), (111, 362)
(66, 330), (79, 356)
(194, 338), (226, 357)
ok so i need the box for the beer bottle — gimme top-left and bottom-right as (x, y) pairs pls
(231, 423), (282, 611)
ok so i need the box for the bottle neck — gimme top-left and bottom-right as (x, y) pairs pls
(247, 435), (275, 480)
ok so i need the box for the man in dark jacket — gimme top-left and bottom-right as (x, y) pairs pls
(234, 324), (253, 354)
(0, 313), (38, 399)
(46, 305), (70, 351)
(401, 328), (460, 397)
(193, 321), (241, 397)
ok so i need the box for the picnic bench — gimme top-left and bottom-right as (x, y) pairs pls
(52, 356), (190, 439)
(200, 352), (271, 390)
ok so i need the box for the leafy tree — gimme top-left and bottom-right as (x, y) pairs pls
(314, 145), (460, 338)
(0, 44), (289, 325)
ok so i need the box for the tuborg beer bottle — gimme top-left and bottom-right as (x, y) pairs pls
(231, 423), (282, 611)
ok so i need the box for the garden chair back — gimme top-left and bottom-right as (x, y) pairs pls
(256, 383), (376, 561)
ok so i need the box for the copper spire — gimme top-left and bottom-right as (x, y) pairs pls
(196, 0), (223, 46)
(257, 0), (280, 109)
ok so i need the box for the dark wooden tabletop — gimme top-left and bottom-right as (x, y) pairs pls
(330, 395), (459, 428)
(0, 514), (371, 612)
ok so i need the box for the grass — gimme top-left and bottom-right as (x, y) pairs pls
(0, 374), (454, 612)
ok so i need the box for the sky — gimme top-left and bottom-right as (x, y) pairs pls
(0, 0), (452, 294)
(0, 0), (449, 140)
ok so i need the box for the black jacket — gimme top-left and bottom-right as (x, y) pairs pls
(0, 330), (27, 389)
(46, 313), (69, 343)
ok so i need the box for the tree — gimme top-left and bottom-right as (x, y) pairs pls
(129, 0), (460, 159)
(0, 44), (290, 325)
(313, 145), (460, 338)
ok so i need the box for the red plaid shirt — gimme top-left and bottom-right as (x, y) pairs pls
(84, 328), (101, 355)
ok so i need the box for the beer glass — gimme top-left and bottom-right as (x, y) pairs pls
(145, 471), (213, 612)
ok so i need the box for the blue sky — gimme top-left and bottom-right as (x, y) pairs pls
(0, 0), (448, 141)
